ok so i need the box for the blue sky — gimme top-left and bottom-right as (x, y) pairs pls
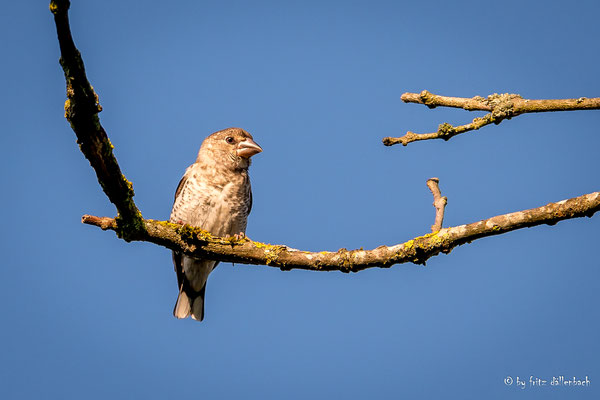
(1, 1), (599, 399)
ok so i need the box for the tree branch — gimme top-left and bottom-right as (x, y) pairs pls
(81, 190), (600, 272)
(426, 178), (447, 232)
(50, 0), (144, 240)
(52, 3), (600, 273)
(383, 90), (600, 146)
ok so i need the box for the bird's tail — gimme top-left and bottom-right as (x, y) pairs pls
(173, 285), (206, 321)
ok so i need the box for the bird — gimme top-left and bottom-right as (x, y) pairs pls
(169, 127), (262, 321)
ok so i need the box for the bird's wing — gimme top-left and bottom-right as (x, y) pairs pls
(173, 174), (187, 204)
(248, 187), (253, 215)
(170, 166), (225, 321)
(170, 167), (214, 227)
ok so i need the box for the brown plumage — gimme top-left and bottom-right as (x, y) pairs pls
(170, 127), (262, 321)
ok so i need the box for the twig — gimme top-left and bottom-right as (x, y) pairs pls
(383, 90), (600, 146)
(50, 0), (144, 240)
(426, 178), (447, 232)
(82, 190), (600, 271)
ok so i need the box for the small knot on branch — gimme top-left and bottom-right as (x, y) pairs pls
(437, 123), (456, 140)
(382, 137), (396, 146)
(336, 248), (356, 273)
(419, 90), (437, 109)
(487, 93), (522, 123)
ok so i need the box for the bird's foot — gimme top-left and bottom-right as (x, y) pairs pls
(234, 232), (245, 240)
(226, 232), (246, 242)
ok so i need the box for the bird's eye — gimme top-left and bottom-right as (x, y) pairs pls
(225, 136), (235, 144)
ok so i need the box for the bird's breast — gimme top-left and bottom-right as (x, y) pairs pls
(170, 167), (252, 237)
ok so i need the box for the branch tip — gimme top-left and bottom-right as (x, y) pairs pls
(426, 178), (447, 232)
(49, 0), (70, 15)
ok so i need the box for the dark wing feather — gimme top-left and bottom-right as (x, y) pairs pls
(248, 188), (253, 215)
(173, 175), (187, 204)
(172, 175), (188, 289)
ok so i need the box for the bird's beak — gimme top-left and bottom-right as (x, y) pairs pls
(236, 138), (263, 158)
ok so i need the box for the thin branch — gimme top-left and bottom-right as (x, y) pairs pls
(400, 91), (600, 112)
(82, 190), (600, 272)
(50, 0), (143, 240)
(426, 178), (447, 232)
(383, 90), (600, 146)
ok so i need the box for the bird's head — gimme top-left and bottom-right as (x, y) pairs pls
(197, 127), (263, 170)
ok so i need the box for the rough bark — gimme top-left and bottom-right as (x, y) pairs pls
(82, 190), (600, 272)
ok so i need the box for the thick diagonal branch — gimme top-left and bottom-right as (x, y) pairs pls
(82, 190), (600, 272)
(51, 0), (143, 240)
(383, 90), (600, 146)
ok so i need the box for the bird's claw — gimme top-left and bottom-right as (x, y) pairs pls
(227, 232), (246, 242)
